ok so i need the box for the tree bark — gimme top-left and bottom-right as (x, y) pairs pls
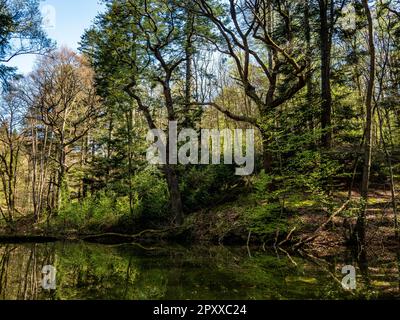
(184, 0), (195, 128)
(319, 0), (333, 149)
(356, 0), (376, 244)
(163, 165), (184, 225)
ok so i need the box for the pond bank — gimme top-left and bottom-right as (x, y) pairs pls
(0, 209), (399, 261)
(1, 195), (399, 260)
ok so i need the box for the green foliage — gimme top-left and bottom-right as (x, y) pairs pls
(286, 151), (341, 208)
(180, 165), (243, 211)
(57, 191), (123, 232)
(243, 171), (288, 238)
(0, 0), (53, 86)
(129, 167), (169, 219)
(56, 167), (169, 232)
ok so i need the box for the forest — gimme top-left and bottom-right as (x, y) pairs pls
(1, 0), (400, 283)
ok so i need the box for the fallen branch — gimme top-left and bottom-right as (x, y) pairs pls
(81, 226), (182, 241)
(278, 247), (298, 267)
(293, 200), (350, 249)
(278, 227), (296, 247)
(246, 230), (252, 257)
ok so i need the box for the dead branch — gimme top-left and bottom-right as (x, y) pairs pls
(293, 200), (350, 249)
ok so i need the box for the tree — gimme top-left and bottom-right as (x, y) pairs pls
(20, 48), (100, 215)
(318, 0), (334, 149)
(81, 0), (210, 225)
(356, 0), (376, 244)
(0, 0), (53, 85)
(193, 0), (310, 172)
(0, 86), (25, 225)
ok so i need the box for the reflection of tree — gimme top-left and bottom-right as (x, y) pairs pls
(0, 244), (57, 300)
(0, 245), (14, 299)
(54, 243), (144, 300)
(397, 252), (400, 293)
(0, 243), (399, 300)
(356, 248), (371, 290)
(123, 256), (133, 299)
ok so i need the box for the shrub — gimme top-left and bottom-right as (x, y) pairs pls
(130, 167), (169, 219)
(180, 165), (244, 212)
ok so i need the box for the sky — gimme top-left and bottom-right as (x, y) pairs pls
(5, 0), (105, 75)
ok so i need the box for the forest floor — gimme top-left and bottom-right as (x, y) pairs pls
(182, 188), (400, 258)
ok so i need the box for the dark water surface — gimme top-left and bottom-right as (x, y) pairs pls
(0, 242), (399, 300)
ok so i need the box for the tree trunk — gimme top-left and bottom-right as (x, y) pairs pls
(304, 0), (315, 141)
(377, 108), (399, 239)
(31, 123), (38, 222)
(56, 142), (66, 214)
(163, 165), (184, 225)
(319, 0), (333, 149)
(126, 108), (134, 216)
(356, 0), (375, 244)
(184, 0), (194, 128)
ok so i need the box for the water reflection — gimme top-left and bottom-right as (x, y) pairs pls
(0, 242), (399, 300)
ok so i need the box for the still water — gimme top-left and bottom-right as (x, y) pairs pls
(0, 242), (399, 300)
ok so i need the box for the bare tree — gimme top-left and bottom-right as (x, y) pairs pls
(193, 0), (310, 172)
(0, 88), (25, 225)
(20, 48), (100, 215)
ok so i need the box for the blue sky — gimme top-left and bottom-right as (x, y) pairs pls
(5, 0), (104, 74)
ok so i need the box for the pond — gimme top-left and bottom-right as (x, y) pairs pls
(0, 242), (399, 300)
